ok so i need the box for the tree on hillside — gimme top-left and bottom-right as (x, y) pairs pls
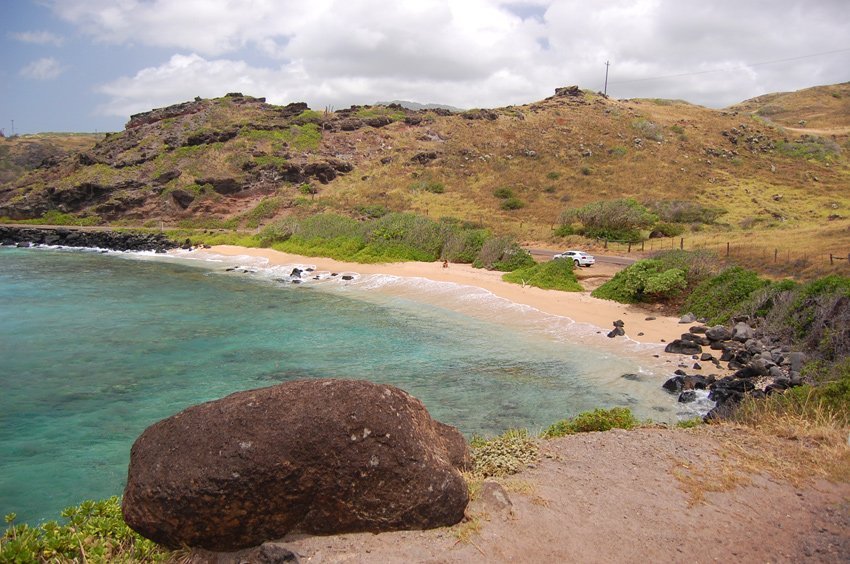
(559, 198), (656, 242)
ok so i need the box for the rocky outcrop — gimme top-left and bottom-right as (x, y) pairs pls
(0, 226), (175, 252)
(126, 99), (207, 129)
(663, 319), (806, 421)
(122, 379), (470, 551)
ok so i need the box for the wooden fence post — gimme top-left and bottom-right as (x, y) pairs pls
(680, 237), (684, 250)
(774, 249), (778, 263)
(830, 254), (834, 265)
(726, 242), (730, 257)
(628, 242), (632, 253)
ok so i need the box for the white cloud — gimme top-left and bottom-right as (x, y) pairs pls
(20, 57), (65, 80)
(10, 30), (65, 46)
(69, 0), (850, 116)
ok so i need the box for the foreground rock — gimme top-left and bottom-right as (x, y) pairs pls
(122, 379), (470, 551)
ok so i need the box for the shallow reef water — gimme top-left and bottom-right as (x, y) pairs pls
(0, 246), (694, 523)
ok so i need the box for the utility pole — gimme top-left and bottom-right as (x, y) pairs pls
(10, 120), (14, 136)
(603, 61), (610, 96)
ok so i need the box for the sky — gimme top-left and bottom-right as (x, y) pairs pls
(1, 0), (848, 134)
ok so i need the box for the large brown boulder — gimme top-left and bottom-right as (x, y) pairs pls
(122, 379), (470, 551)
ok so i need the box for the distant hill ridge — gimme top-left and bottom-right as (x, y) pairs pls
(0, 83), (847, 264)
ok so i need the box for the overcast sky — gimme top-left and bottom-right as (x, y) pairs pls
(2, 0), (848, 134)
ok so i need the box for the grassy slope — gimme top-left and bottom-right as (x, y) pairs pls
(1, 85), (848, 278)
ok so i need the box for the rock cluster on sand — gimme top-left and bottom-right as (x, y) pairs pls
(122, 379), (470, 551)
(662, 317), (805, 420)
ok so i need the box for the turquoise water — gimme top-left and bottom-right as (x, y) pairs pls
(0, 246), (686, 524)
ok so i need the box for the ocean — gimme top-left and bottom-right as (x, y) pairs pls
(0, 246), (704, 524)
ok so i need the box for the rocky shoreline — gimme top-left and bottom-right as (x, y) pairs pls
(661, 314), (805, 421)
(0, 226), (176, 253)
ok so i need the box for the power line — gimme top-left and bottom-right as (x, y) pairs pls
(608, 47), (850, 86)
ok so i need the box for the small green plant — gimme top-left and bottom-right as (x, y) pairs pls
(469, 428), (538, 477)
(546, 171), (561, 180)
(493, 186), (514, 199)
(410, 180), (445, 194)
(676, 417), (703, 429)
(580, 166), (592, 176)
(541, 407), (637, 438)
(1, 497), (169, 562)
(609, 146), (627, 157)
(670, 124), (685, 134)
(355, 204), (389, 218)
(500, 197), (525, 210)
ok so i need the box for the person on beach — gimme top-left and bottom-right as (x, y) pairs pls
(442, 259), (448, 268)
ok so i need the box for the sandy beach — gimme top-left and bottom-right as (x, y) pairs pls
(207, 245), (686, 346)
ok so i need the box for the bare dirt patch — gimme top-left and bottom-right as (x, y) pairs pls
(198, 426), (849, 563)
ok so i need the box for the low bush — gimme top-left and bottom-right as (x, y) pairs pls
(652, 222), (684, 237)
(773, 275), (850, 361)
(592, 259), (687, 303)
(474, 236), (535, 271)
(560, 199), (656, 242)
(502, 258), (583, 291)
(1, 497), (168, 562)
(469, 429), (538, 477)
(681, 266), (770, 325)
(493, 187), (514, 199)
(541, 407), (637, 438)
(500, 197), (525, 210)
(410, 180), (445, 194)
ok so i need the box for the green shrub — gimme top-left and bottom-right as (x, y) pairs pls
(1, 497), (168, 563)
(682, 266), (770, 325)
(541, 407), (637, 438)
(502, 258), (583, 291)
(493, 187), (514, 199)
(500, 197), (525, 210)
(646, 200), (726, 224)
(609, 146), (627, 156)
(546, 171), (561, 180)
(469, 429), (538, 477)
(410, 180), (445, 194)
(440, 220), (487, 263)
(778, 275), (850, 360)
(652, 222), (684, 237)
(474, 236), (535, 271)
(560, 199), (656, 242)
(592, 259), (687, 303)
(554, 224), (574, 237)
(355, 204), (389, 218)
